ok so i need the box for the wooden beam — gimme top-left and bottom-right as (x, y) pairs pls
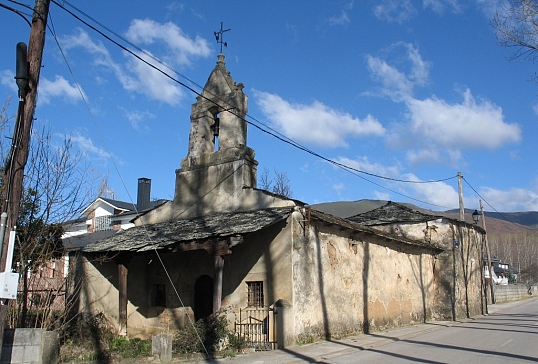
(118, 261), (128, 336)
(171, 238), (241, 255)
(213, 255), (224, 314)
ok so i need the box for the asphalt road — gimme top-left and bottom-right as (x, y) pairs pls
(327, 299), (538, 364)
(209, 298), (538, 364)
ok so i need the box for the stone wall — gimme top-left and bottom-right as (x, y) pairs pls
(1, 329), (59, 364)
(291, 210), (438, 343)
(374, 219), (485, 320)
(493, 284), (535, 303)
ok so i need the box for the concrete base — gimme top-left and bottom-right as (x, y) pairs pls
(1, 329), (59, 364)
(152, 334), (172, 364)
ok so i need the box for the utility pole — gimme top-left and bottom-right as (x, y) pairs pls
(480, 200), (495, 305)
(457, 172), (464, 223)
(0, 0), (50, 353)
(456, 171), (471, 318)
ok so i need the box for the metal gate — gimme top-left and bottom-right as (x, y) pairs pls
(234, 306), (275, 350)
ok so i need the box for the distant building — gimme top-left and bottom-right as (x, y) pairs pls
(18, 179), (166, 317)
(484, 256), (515, 285)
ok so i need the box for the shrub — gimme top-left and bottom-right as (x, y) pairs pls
(110, 336), (151, 358)
(173, 313), (232, 354)
(59, 312), (152, 362)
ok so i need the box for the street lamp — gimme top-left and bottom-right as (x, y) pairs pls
(472, 210), (481, 224)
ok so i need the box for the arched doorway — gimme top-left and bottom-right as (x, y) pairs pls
(194, 275), (213, 321)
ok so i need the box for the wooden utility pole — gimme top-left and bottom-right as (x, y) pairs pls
(457, 172), (465, 223)
(0, 0), (50, 352)
(480, 200), (495, 305)
(456, 171), (471, 318)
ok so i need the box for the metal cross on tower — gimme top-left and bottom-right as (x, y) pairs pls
(214, 21), (231, 54)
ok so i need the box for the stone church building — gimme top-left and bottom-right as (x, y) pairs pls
(70, 54), (485, 348)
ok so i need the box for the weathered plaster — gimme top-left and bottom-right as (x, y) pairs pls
(290, 209), (438, 343)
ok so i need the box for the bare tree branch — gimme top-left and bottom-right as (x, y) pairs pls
(493, 0), (538, 67)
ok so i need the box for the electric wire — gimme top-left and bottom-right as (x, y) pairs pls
(0, 2), (32, 26)
(51, 0), (457, 188)
(49, 0), (460, 214)
(7, 2), (534, 354)
(47, 10), (210, 356)
(24, 1), (534, 352)
(43, 5), (491, 216)
(462, 176), (520, 226)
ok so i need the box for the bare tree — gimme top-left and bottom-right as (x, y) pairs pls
(273, 170), (293, 198)
(488, 230), (538, 284)
(11, 125), (100, 329)
(259, 168), (272, 191)
(492, 0), (538, 77)
(258, 167), (293, 198)
(0, 97), (100, 329)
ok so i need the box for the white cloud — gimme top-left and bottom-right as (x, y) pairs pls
(69, 132), (111, 159)
(366, 44), (521, 166)
(122, 51), (184, 105)
(406, 148), (462, 166)
(124, 19), (211, 67)
(333, 156), (401, 178)
(328, 2), (354, 26)
(60, 23), (211, 105)
(373, 191), (391, 200)
(38, 76), (84, 104)
(3, 66), (84, 105)
(332, 183), (346, 195)
(533, 102), (538, 115)
(476, 0), (504, 19)
(121, 108), (156, 130)
(423, 0), (462, 14)
(60, 28), (130, 85)
(366, 43), (430, 101)
(402, 173), (460, 209)
(254, 90), (385, 148)
(374, 0), (416, 23)
(366, 55), (414, 100)
(1, 70), (16, 92)
(405, 89), (521, 150)
(480, 186), (538, 212)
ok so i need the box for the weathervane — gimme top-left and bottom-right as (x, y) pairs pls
(214, 22), (231, 54)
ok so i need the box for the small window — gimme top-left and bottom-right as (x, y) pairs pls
(152, 284), (166, 307)
(247, 281), (264, 307)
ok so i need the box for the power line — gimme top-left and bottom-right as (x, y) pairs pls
(49, 0), (459, 209)
(47, 9), (212, 356)
(462, 176), (521, 226)
(0, 2), (32, 26)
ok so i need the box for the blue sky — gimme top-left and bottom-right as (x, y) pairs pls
(1, 0), (537, 213)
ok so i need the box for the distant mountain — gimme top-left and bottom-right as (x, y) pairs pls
(443, 209), (538, 229)
(310, 199), (538, 235)
(309, 200), (387, 218)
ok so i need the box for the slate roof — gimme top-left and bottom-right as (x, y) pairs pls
(347, 201), (443, 226)
(309, 208), (444, 251)
(96, 198), (136, 212)
(63, 230), (118, 251)
(80, 207), (294, 253)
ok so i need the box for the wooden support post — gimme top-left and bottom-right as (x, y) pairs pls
(213, 255), (224, 314)
(480, 200), (495, 305)
(118, 260), (128, 336)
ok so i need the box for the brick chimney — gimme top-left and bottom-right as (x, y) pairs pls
(137, 178), (151, 211)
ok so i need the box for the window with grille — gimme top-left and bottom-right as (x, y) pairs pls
(94, 215), (112, 231)
(247, 281), (264, 307)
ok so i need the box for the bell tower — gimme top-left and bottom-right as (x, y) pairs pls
(174, 54), (258, 214)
